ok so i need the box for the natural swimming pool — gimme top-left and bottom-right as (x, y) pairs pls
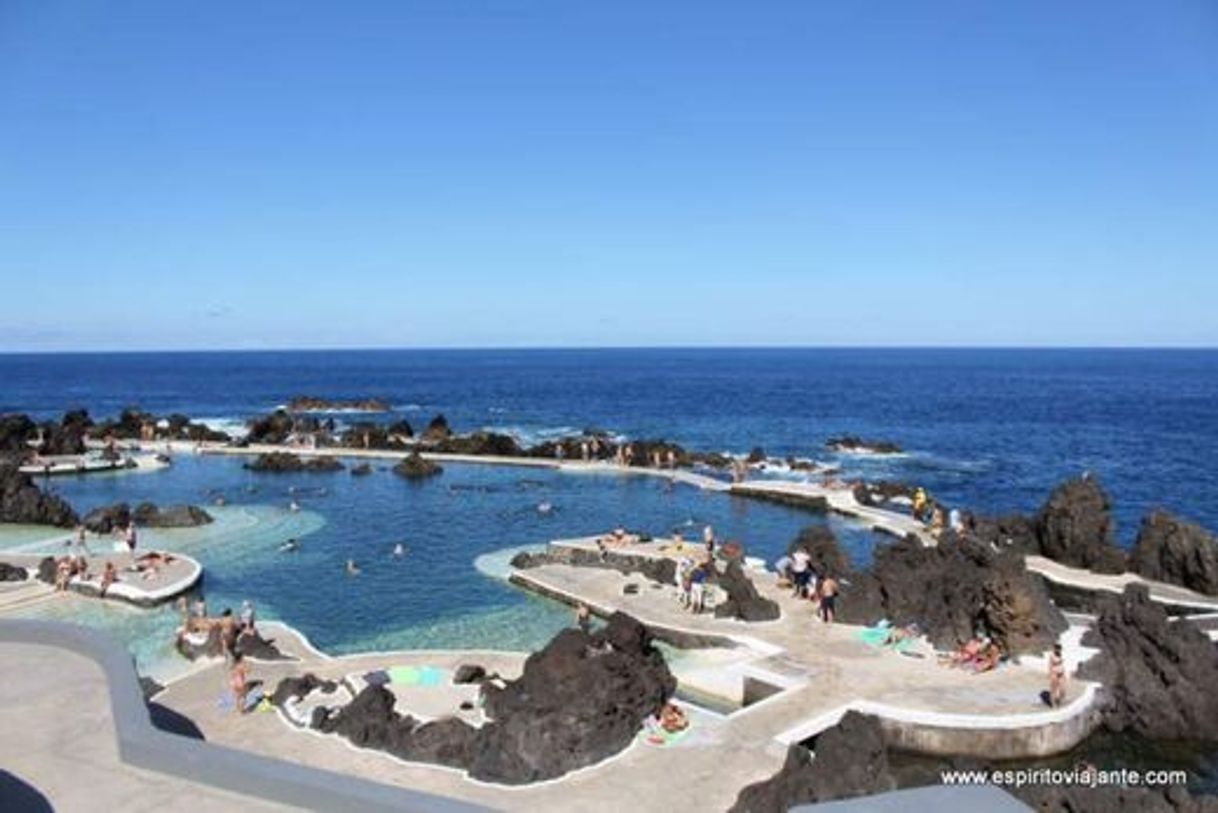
(0, 454), (885, 678)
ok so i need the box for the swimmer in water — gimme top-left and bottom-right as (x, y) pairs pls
(345, 559), (360, 576)
(537, 501), (553, 514)
(289, 500), (300, 512)
(279, 538), (299, 553)
(392, 543), (406, 558)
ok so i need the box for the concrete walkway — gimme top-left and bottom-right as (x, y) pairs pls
(1025, 555), (1218, 612)
(0, 640), (299, 812)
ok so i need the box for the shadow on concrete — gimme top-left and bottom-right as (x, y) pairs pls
(0, 770), (53, 813)
(148, 701), (206, 740)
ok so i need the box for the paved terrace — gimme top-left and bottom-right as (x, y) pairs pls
(199, 443), (936, 544)
(153, 550), (1096, 813)
(1025, 554), (1218, 613)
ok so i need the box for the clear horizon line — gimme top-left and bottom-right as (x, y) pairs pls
(2, 342), (1217, 356)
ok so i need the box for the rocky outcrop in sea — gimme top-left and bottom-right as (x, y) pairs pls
(433, 432), (523, 457)
(825, 436), (903, 455)
(0, 463), (78, 527)
(244, 452), (344, 473)
(338, 421), (413, 451)
(392, 451), (442, 479)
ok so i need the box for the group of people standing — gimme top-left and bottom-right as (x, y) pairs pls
(776, 548), (839, 623)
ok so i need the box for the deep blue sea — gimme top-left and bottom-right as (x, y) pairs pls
(2, 348), (1217, 675)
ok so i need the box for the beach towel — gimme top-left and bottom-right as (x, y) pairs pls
(642, 722), (693, 747)
(387, 665), (445, 687)
(857, 623), (916, 654)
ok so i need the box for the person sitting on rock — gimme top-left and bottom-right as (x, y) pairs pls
(99, 561), (118, 597)
(54, 557), (72, 592)
(942, 637), (983, 668)
(659, 702), (688, 733)
(972, 642), (1002, 674)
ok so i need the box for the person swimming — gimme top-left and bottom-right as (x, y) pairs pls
(278, 538), (299, 553)
(289, 500), (300, 512)
(537, 501), (553, 514)
(345, 558), (360, 576)
(392, 543), (406, 558)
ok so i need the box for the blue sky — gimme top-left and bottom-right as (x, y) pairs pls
(1, 1), (1215, 350)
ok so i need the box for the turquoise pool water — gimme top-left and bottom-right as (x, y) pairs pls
(2, 454), (879, 677)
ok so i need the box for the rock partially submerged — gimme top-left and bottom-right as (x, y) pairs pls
(84, 502), (212, 534)
(730, 712), (895, 812)
(339, 421), (414, 451)
(287, 396), (391, 413)
(1081, 585), (1218, 740)
(245, 452), (343, 473)
(433, 432), (523, 457)
(0, 463), (78, 527)
(825, 436), (903, 455)
(289, 613), (674, 785)
(349, 462), (373, 476)
(392, 451), (442, 480)
(1130, 511), (1218, 597)
(421, 414), (452, 442)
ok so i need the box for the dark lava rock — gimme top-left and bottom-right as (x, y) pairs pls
(339, 421), (413, 451)
(736, 488), (830, 514)
(350, 462), (373, 476)
(0, 413), (37, 457)
(133, 502), (212, 528)
(0, 463), (78, 527)
(422, 414), (452, 442)
(800, 528), (1065, 655)
(967, 512), (1039, 554)
(39, 409), (92, 456)
(161, 413), (231, 442)
(287, 396), (391, 413)
(453, 664), (487, 684)
(392, 451), (442, 479)
(712, 559), (781, 622)
(178, 627), (289, 662)
(788, 526), (852, 578)
(36, 556), (56, 584)
(1130, 510), (1218, 597)
(244, 452), (343, 473)
(1081, 585), (1218, 740)
(621, 439), (690, 468)
(239, 631), (292, 661)
(0, 562), (28, 582)
(83, 503), (132, 534)
(176, 625), (223, 660)
(730, 712), (895, 812)
(511, 546), (677, 586)
(623, 582), (640, 594)
(689, 450), (734, 468)
(866, 534), (1066, 654)
(314, 683), (478, 769)
(851, 480), (917, 508)
(1035, 476), (1127, 574)
(86, 501), (210, 533)
(470, 612), (675, 784)
(245, 410), (319, 446)
(139, 675), (165, 700)
(271, 673), (339, 706)
(825, 436), (903, 455)
(746, 446), (767, 464)
(434, 432), (523, 457)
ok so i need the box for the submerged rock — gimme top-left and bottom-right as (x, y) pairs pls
(1035, 476), (1127, 574)
(349, 462), (373, 476)
(712, 559), (781, 622)
(0, 463), (78, 527)
(1081, 585), (1218, 741)
(1130, 511), (1218, 596)
(244, 452), (343, 473)
(392, 451), (442, 479)
(730, 712), (895, 812)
